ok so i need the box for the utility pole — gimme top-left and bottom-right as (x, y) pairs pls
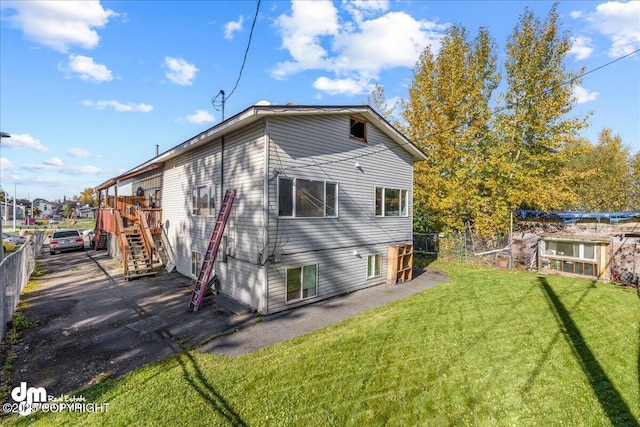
(0, 132), (10, 262)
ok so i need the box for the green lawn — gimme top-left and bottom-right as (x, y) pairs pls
(5, 261), (640, 426)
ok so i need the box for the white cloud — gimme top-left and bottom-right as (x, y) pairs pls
(43, 157), (63, 166)
(344, 0), (389, 23)
(224, 15), (244, 40)
(573, 86), (598, 104)
(31, 176), (70, 186)
(22, 163), (58, 172)
(1, 157), (17, 172)
(332, 12), (444, 74)
(313, 76), (374, 96)
(83, 100), (153, 112)
(0, 133), (48, 152)
(62, 165), (102, 175)
(272, 2), (446, 95)
(184, 109), (215, 124)
(67, 147), (91, 158)
(568, 36), (593, 61)
(272, 1), (340, 78)
(59, 54), (113, 82)
(588, 1), (640, 57)
(164, 56), (198, 86)
(2, 0), (116, 52)
(23, 162), (103, 175)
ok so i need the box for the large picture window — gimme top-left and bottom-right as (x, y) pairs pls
(375, 187), (409, 217)
(192, 185), (215, 216)
(278, 178), (338, 218)
(286, 264), (318, 302)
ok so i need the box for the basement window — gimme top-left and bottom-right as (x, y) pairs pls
(286, 264), (318, 302)
(350, 117), (367, 141)
(367, 254), (381, 278)
(191, 251), (202, 278)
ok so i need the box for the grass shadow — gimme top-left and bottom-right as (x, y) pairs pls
(538, 276), (639, 426)
(177, 351), (247, 426)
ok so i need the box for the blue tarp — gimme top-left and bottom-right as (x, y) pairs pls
(514, 210), (640, 223)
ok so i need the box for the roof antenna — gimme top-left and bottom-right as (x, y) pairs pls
(211, 90), (226, 121)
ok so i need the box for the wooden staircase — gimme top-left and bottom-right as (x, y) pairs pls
(95, 230), (107, 250)
(124, 227), (156, 280)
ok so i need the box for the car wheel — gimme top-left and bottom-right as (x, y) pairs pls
(50, 251), (54, 255)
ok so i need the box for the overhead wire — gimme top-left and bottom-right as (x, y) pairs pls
(226, 0), (261, 102)
(283, 47), (640, 173)
(211, 0), (261, 114)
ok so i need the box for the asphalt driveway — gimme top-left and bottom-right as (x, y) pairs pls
(6, 239), (448, 397)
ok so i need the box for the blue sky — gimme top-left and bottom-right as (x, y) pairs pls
(1, 0), (638, 202)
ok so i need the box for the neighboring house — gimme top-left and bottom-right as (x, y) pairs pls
(34, 200), (54, 218)
(512, 210), (640, 285)
(1, 203), (25, 221)
(94, 104), (427, 313)
(75, 205), (97, 218)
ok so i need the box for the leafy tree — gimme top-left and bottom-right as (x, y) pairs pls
(493, 4), (589, 217)
(78, 187), (96, 207)
(401, 25), (499, 234)
(368, 84), (397, 122)
(61, 203), (73, 219)
(571, 129), (633, 211)
(631, 151), (640, 209)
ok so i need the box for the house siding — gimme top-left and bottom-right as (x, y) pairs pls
(161, 121), (266, 311)
(264, 114), (414, 313)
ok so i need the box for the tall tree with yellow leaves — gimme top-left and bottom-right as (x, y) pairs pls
(571, 129), (634, 211)
(401, 25), (499, 234)
(493, 4), (589, 218)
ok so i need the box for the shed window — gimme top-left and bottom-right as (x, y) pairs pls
(350, 117), (367, 141)
(546, 241), (596, 260)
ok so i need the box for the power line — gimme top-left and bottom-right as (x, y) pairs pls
(283, 48), (640, 172)
(212, 0), (261, 119)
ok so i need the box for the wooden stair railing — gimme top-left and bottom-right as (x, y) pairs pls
(123, 227), (156, 280)
(113, 209), (131, 279)
(135, 209), (156, 263)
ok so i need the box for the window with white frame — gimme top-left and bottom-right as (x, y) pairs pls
(367, 254), (381, 278)
(286, 264), (318, 302)
(191, 251), (202, 277)
(192, 185), (215, 216)
(278, 177), (338, 218)
(375, 187), (409, 217)
(545, 241), (596, 260)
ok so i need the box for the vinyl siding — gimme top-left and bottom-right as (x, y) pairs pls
(161, 122), (266, 311)
(264, 114), (414, 313)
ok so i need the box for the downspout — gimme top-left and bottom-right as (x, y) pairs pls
(263, 120), (270, 313)
(220, 135), (225, 197)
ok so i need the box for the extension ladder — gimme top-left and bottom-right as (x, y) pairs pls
(188, 189), (237, 312)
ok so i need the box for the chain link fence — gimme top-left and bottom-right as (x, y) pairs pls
(414, 232), (512, 266)
(0, 231), (45, 339)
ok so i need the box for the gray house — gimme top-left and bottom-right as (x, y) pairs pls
(96, 104), (427, 314)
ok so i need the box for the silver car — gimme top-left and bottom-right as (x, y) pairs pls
(50, 229), (84, 255)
